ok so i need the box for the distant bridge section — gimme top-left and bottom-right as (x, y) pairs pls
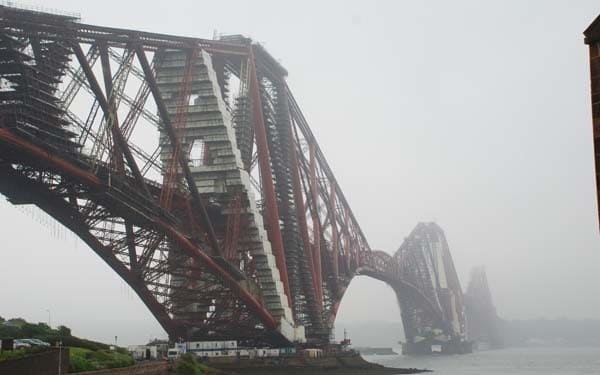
(464, 267), (503, 349)
(359, 223), (469, 354)
(0, 5), (468, 352)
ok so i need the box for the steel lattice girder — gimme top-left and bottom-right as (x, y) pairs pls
(0, 4), (468, 345)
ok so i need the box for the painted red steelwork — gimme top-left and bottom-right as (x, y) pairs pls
(98, 43), (125, 172)
(0, 129), (103, 188)
(309, 143), (323, 305)
(290, 131), (322, 310)
(247, 47), (292, 308)
(330, 183), (339, 277)
(344, 207), (351, 272)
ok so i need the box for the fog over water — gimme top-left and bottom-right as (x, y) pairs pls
(1, 0), (599, 345)
(367, 347), (600, 375)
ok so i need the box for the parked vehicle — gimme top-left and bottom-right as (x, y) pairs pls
(167, 348), (181, 360)
(13, 338), (50, 349)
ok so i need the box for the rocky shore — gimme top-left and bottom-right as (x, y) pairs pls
(355, 347), (399, 355)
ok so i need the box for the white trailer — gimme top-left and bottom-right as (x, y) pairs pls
(167, 347), (181, 360)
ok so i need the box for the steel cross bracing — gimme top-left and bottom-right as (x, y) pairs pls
(0, 5), (469, 347)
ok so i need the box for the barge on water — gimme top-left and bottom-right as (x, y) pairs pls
(402, 337), (472, 355)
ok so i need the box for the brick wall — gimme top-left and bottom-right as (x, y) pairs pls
(0, 347), (69, 375)
(590, 41), (600, 226)
(585, 15), (600, 228)
(71, 361), (170, 375)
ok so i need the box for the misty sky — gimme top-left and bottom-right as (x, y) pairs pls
(1, 0), (599, 345)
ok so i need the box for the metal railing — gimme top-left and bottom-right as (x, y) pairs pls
(0, 0), (81, 20)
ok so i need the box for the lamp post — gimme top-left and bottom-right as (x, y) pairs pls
(58, 340), (62, 375)
(45, 309), (51, 328)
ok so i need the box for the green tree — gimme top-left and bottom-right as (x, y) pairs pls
(6, 318), (26, 327)
(20, 323), (49, 337)
(0, 316), (5, 323)
(57, 325), (71, 338)
(0, 324), (20, 339)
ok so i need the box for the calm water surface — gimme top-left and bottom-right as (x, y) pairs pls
(364, 347), (600, 375)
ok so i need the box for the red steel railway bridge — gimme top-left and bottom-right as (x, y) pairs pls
(0, 6), (470, 353)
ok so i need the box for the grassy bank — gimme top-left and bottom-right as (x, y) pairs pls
(0, 316), (136, 372)
(0, 346), (48, 362)
(0, 317), (110, 351)
(173, 353), (217, 374)
(69, 347), (134, 373)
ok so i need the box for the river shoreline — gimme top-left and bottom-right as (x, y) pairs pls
(210, 353), (430, 374)
(219, 367), (429, 374)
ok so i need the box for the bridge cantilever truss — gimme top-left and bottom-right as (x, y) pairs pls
(359, 223), (468, 352)
(0, 5), (468, 349)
